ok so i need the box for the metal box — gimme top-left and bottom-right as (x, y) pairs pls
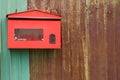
(7, 10), (61, 49)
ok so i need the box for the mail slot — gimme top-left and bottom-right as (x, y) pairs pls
(7, 10), (61, 49)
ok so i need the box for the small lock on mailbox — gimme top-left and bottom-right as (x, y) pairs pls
(7, 10), (61, 49)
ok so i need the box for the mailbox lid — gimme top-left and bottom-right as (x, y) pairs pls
(7, 10), (61, 19)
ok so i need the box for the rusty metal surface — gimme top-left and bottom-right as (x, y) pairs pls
(28, 0), (120, 80)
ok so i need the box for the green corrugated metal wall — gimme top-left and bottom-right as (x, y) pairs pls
(0, 0), (29, 80)
(0, 1), (1, 79)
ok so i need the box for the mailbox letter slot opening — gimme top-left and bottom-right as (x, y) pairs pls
(14, 29), (44, 41)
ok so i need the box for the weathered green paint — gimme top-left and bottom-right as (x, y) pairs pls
(10, 50), (29, 80)
(0, 0), (29, 80)
(0, 1), (2, 79)
(1, 1), (11, 80)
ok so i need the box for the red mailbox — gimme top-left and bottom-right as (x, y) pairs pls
(7, 10), (61, 49)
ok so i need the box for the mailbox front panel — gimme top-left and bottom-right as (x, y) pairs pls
(8, 20), (61, 49)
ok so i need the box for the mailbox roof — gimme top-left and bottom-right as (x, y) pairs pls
(7, 10), (61, 19)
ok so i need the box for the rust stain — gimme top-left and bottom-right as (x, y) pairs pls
(28, 0), (120, 80)
(115, 2), (120, 80)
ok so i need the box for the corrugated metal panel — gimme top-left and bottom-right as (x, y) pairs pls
(28, 0), (85, 80)
(0, 0), (1, 54)
(1, 1), (11, 80)
(0, 0), (29, 80)
(29, 0), (120, 80)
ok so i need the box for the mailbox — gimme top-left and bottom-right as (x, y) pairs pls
(7, 10), (61, 49)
